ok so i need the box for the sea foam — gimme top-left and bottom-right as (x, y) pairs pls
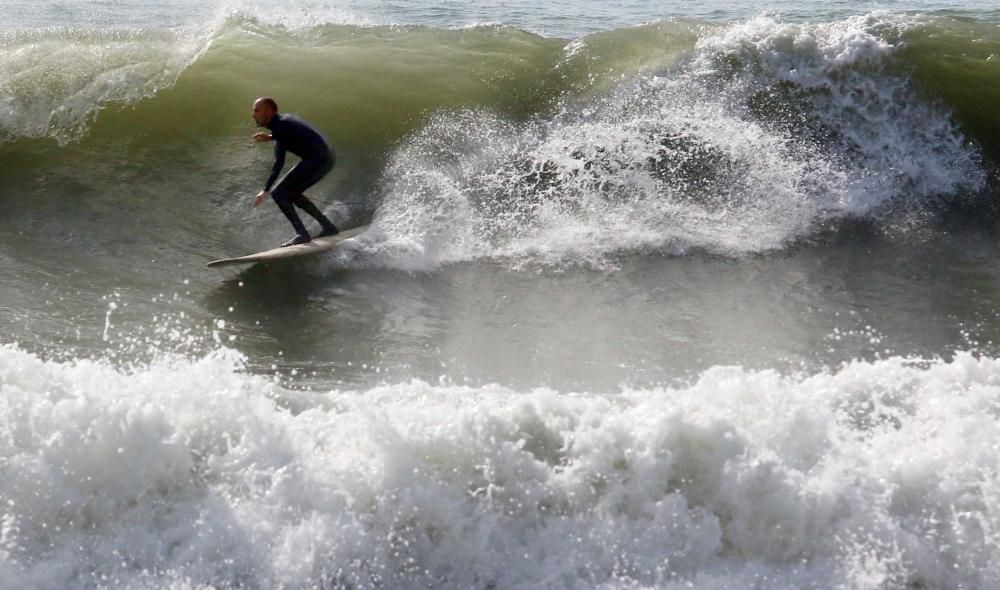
(2, 343), (999, 588)
(366, 13), (985, 271)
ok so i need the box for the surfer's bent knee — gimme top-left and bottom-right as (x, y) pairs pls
(270, 186), (291, 204)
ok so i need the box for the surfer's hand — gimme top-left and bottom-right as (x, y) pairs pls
(253, 190), (269, 208)
(253, 132), (273, 142)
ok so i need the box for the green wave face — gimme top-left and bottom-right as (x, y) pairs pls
(899, 18), (1000, 159)
(2, 15), (996, 156)
(0, 19), (704, 148)
(0, 14), (997, 267)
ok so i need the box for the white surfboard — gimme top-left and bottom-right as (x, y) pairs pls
(206, 225), (369, 268)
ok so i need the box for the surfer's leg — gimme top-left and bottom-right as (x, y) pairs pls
(291, 194), (338, 236)
(282, 155), (337, 236)
(270, 185), (311, 244)
(269, 154), (336, 243)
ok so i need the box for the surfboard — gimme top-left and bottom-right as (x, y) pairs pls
(206, 225), (370, 268)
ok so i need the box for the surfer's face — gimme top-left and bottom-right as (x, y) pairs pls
(252, 100), (275, 126)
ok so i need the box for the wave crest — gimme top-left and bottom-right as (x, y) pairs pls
(367, 14), (987, 269)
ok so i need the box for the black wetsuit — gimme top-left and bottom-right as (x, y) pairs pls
(264, 113), (338, 240)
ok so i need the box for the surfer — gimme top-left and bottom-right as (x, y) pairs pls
(251, 97), (339, 247)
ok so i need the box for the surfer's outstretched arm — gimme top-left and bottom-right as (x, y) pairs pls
(265, 143), (287, 192)
(253, 140), (287, 208)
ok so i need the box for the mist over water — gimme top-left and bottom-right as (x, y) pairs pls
(3, 0), (1000, 588)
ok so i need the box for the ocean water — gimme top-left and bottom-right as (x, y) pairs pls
(2, 1), (1000, 588)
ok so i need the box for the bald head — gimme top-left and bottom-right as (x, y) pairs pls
(252, 97), (279, 127)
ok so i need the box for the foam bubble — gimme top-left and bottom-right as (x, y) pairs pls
(2, 343), (999, 588)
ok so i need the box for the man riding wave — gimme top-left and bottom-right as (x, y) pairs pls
(251, 97), (339, 247)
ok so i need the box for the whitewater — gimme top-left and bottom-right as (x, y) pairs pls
(3, 0), (1000, 588)
(4, 342), (1000, 589)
